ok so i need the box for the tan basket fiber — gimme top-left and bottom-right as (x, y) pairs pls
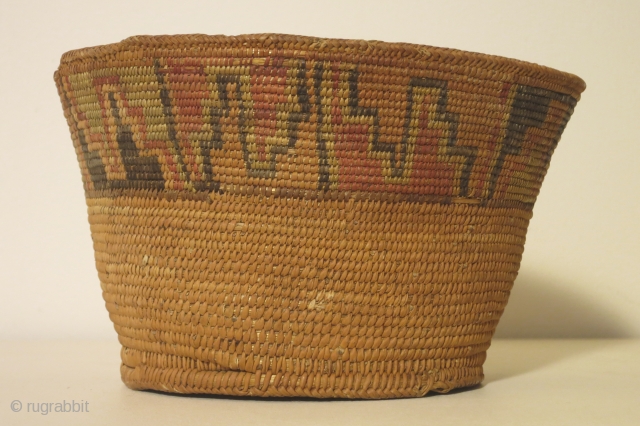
(54, 34), (585, 398)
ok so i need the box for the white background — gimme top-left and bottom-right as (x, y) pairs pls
(0, 0), (638, 339)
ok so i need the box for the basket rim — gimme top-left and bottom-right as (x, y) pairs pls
(56, 33), (586, 96)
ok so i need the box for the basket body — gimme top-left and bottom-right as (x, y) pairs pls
(54, 34), (584, 398)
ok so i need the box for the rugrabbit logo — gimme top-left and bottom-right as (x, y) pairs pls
(10, 399), (89, 415)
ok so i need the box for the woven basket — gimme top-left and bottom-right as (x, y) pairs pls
(54, 34), (584, 398)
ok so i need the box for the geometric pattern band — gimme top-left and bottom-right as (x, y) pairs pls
(57, 57), (577, 205)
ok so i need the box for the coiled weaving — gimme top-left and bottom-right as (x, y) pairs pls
(55, 34), (584, 398)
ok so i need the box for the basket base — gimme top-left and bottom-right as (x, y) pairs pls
(119, 348), (485, 399)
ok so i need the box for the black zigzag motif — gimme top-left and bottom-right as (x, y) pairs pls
(216, 74), (263, 181)
(204, 74), (250, 192)
(346, 71), (477, 197)
(215, 60), (312, 183)
(405, 78), (477, 197)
